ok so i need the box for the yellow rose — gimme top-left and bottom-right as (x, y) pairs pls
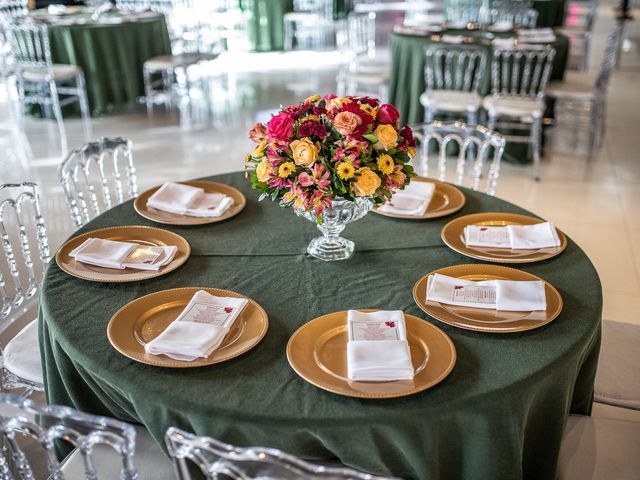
(252, 139), (268, 157)
(255, 158), (273, 182)
(290, 138), (320, 167)
(304, 94), (321, 103)
(373, 124), (398, 151)
(351, 167), (382, 196)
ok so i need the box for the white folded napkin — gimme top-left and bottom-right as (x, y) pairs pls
(144, 290), (248, 361)
(426, 273), (546, 311)
(346, 310), (414, 382)
(70, 238), (177, 271)
(70, 238), (137, 269)
(47, 4), (71, 15)
(517, 28), (556, 42)
(441, 34), (465, 44)
(463, 222), (561, 249)
(147, 182), (234, 218)
(378, 181), (436, 216)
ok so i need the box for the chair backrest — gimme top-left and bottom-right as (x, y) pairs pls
(338, 11), (376, 60)
(444, 0), (482, 23)
(0, 393), (139, 479)
(165, 427), (399, 480)
(425, 45), (487, 93)
(0, 182), (49, 331)
(59, 137), (137, 229)
(490, 7), (538, 27)
(7, 20), (52, 70)
(595, 24), (623, 91)
(0, 0), (27, 27)
(490, 45), (555, 99)
(413, 121), (505, 195)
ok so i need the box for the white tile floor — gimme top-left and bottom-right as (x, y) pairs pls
(1, 2), (639, 337)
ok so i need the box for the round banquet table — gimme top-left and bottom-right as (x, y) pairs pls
(28, 10), (171, 114)
(39, 171), (601, 480)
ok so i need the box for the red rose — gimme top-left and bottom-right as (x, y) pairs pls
(399, 125), (416, 147)
(267, 113), (295, 141)
(377, 104), (400, 124)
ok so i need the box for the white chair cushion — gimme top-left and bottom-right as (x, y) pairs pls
(546, 72), (597, 99)
(4, 319), (43, 385)
(144, 53), (203, 70)
(594, 320), (640, 410)
(61, 425), (174, 479)
(557, 415), (640, 480)
(20, 64), (81, 82)
(345, 71), (388, 85)
(420, 90), (482, 112)
(483, 95), (541, 118)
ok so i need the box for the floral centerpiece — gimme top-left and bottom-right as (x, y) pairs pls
(245, 94), (416, 261)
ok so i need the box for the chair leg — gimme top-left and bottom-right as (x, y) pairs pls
(487, 111), (496, 131)
(531, 116), (542, 182)
(143, 67), (154, 115)
(467, 108), (477, 126)
(48, 79), (68, 155)
(76, 73), (92, 142)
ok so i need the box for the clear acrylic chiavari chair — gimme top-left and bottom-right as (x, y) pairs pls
(488, 0), (538, 27)
(165, 427), (400, 480)
(420, 45), (487, 125)
(7, 20), (92, 156)
(283, 0), (334, 51)
(336, 11), (388, 99)
(0, 393), (141, 479)
(546, 25), (622, 159)
(413, 120), (505, 196)
(0, 182), (49, 396)
(483, 44), (555, 181)
(58, 137), (138, 229)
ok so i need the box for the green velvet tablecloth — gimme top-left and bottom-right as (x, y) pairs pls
(533, 0), (567, 28)
(41, 11), (171, 114)
(240, 0), (346, 51)
(39, 171), (601, 480)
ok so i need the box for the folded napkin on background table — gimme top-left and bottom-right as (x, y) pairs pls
(147, 182), (234, 217)
(441, 34), (465, 44)
(144, 290), (248, 361)
(47, 4), (71, 14)
(378, 181), (436, 216)
(426, 273), (546, 311)
(492, 37), (516, 49)
(70, 238), (177, 270)
(490, 20), (513, 31)
(518, 28), (556, 42)
(347, 310), (414, 382)
(464, 222), (561, 249)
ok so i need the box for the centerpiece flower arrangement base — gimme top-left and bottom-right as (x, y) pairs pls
(246, 95), (416, 261)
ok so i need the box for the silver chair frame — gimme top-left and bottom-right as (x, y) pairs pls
(413, 120), (505, 195)
(0, 392), (139, 479)
(7, 20), (92, 155)
(58, 137), (137, 229)
(0, 182), (49, 395)
(424, 44), (487, 124)
(165, 427), (399, 480)
(486, 44), (555, 181)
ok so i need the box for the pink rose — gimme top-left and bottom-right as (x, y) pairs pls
(377, 104), (400, 124)
(267, 113), (295, 141)
(333, 111), (362, 136)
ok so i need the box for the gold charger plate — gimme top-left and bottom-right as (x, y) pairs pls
(441, 212), (568, 263)
(107, 287), (269, 368)
(55, 225), (190, 282)
(372, 177), (466, 220)
(286, 310), (456, 399)
(134, 181), (247, 225)
(413, 264), (563, 333)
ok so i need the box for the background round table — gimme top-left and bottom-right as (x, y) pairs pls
(34, 10), (171, 114)
(39, 171), (601, 480)
(388, 30), (569, 164)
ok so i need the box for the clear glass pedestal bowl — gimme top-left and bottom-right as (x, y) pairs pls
(298, 197), (372, 261)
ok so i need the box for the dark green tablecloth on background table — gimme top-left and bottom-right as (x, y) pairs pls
(43, 12), (171, 114)
(240, 0), (346, 51)
(533, 0), (567, 28)
(388, 30), (569, 163)
(39, 171), (601, 480)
